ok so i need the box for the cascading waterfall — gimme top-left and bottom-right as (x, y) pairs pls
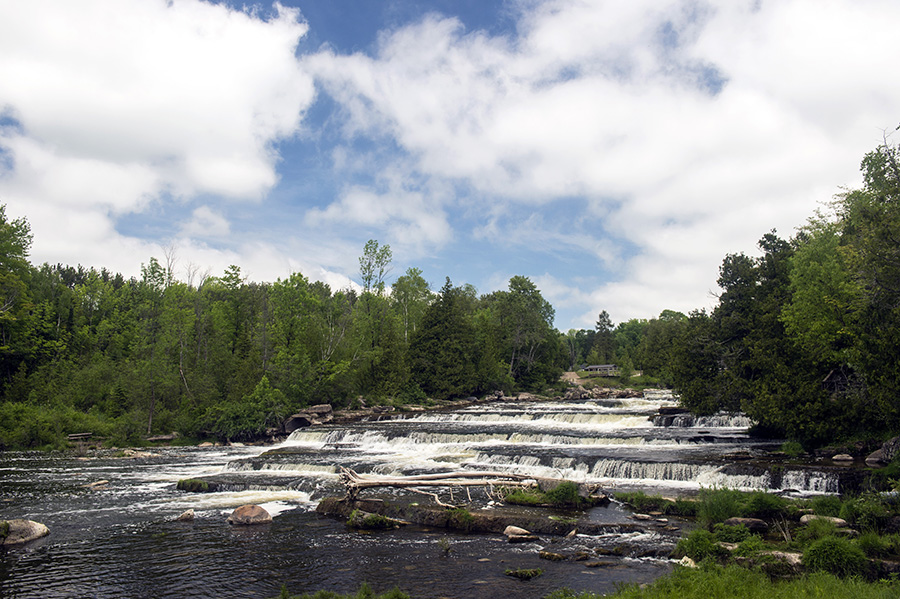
(232, 391), (841, 495)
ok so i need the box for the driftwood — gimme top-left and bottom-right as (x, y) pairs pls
(338, 466), (569, 503)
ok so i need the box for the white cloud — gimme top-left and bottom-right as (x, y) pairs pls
(180, 206), (231, 238)
(306, 0), (900, 325)
(0, 0), (314, 270)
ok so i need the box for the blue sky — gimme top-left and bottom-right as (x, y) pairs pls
(1, 0), (898, 329)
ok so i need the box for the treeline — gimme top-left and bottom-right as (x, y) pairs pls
(0, 224), (569, 447)
(1, 139), (898, 450)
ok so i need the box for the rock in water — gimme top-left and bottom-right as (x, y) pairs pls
(227, 504), (272, 525)
(1, 519), (50, 545)
(503, 525), (531, 537)
(176, 509), (195, 522)
(723, 517), (768, 533)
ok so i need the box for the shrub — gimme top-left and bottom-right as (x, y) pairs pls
(544, 481), (582, 506)
(743, 491), (788, 519)
(447, 508), (475, 532)
(857, 531), (893, 558)
(733, 534), (767, 557)
(615, 491), (673, 513)
(840, 495), (891, 533)
(347, 510), (394, 530)
(810, 495), (843, 518)
(781, 441), (805, 458)
(713, 523), (751, 543)
(802, 536), (868, 578)
(697, 488), (745, 527)
(503, 489), (545, 506)
(674, 529), (728, 562)
(796, 518), (838, 545)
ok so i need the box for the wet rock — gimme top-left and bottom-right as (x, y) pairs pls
(585, 559), (619, 568)
(631, 513), (653, 521)
(175, 509), (195, 522)
(227, 504), (272, 525)
(566, 529), (577, 538)
(866, 436), (900, 467)
(800, 514), (848, 527)
(1, 519), (50, 545)
(199, 442), (214, 447)
(507, 534), (540, 543)
(503, 525), (531, 537)
(539, 551), (566, 561)
(832, 454), (854, 462)
(724, 517), (768, 533)
(83, 480), (109, 489)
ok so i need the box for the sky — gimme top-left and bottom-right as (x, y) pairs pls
(1, 0), (898, 330)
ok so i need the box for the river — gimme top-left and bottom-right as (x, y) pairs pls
(0, 391), (841, 598)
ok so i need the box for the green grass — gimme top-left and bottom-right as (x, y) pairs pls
(278, 582), (408, 599)
(545, 564), (900, 599)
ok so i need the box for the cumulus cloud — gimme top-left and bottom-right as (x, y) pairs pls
(305, 0), (900, 325)
(0, 0), (314, 271)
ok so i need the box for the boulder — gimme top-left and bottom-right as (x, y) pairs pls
(227, 504), (272, 525)
(539, 551), (567, 561)
(800, 514), (848, 527)
(175, 509), (195, 522)
(1, 519), (50, 545)
(723, 517), (769, 533)
(867, 436), (900, 467)
(832, 454), (854, 462)
(503, 525), (531, 537)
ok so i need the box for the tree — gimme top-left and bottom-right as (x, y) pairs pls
(359, 239), (392, 295)
(409, 278), (479, 399)
(391, 267), (431, 343)
(591, 310), (615, 363)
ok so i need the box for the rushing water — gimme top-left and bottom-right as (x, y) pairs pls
(0, 392), (843, 598)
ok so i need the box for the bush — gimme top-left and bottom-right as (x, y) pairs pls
(840, 495), (891, 533)
(733, 534), (767, 557)
(544, 481), (582, 506)
(503, 489), (544, 506)
(856, 531), (900, 559)
(713, 523), (751, 543)
(796, 518), (838, 545)
(742, 491), (788, 519)
(697, 488), (745, 527)
(674, 529), (728, 562)
(810, 495), (843, 518)
(447, 508), (475, 532)
(781, 441), (805, 458)
(802, 536), (868, 578)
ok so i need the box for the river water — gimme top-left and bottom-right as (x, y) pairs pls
(0, 392), (840, 598)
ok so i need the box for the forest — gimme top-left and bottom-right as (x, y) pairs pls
(0, 139), (898, 450)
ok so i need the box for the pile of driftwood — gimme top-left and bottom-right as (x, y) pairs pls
(338, 466), (600, 508)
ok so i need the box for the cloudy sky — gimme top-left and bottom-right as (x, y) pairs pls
(1, 0), (897, 329)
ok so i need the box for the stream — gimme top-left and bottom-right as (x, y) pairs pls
(0, 391), (847, 598)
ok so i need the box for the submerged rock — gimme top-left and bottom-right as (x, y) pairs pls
(227, 504), (272, 525)
(1, 519), (50, 545)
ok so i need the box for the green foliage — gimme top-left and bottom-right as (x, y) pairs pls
(502, 489), (545, 506)
(839, 494), (891, 533)
(673, 529), (728, 562)
(543, 481), (582, 506)
(346, 510), (395, 530)
(796, 517), (838, 545)
(176, 478), (210, 493)
(504, 568), (543, 580)
(742, 491), (789, 519)
(802, 536), (868, 578)
(856, 531), (900, 559)
(712, 523), (751, 543)
(697, 488), (745, 527)
(614, 491), (697, 517)
(733, 534), (767, 557)
(446, 508), (475, 532)
(281, 582), (409, 599)
(809, 495), (843, 517)
(548, 564), (900, 599)
(780, 441), (804, 458)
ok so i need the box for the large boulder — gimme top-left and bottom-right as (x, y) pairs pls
(723, 517), (768, 533)
(800, 514), (849, 527)
(1, 519), (50, 545)
(227, 504), (272, 525)
(283, 405), (335, 433)
(867, 436), (900, 467)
